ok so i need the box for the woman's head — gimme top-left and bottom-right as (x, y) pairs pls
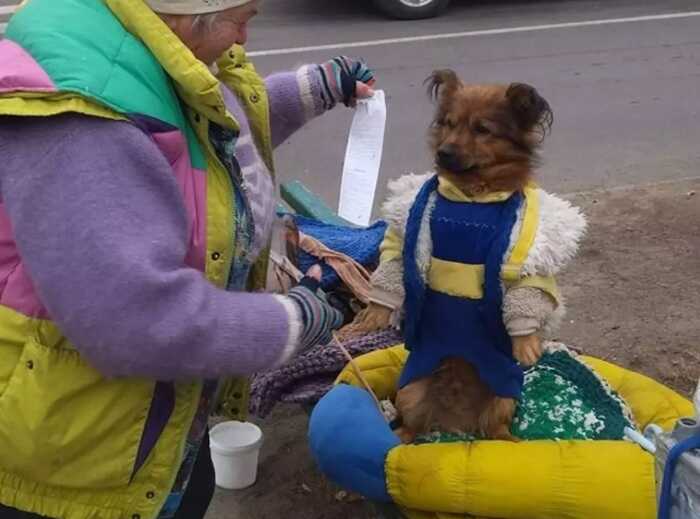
(147, 0), (259, 64)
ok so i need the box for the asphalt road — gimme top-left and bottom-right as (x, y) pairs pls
(245, 0), (700, 214)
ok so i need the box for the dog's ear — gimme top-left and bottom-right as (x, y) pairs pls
(506, 83), (553, 135)
(426, 69), (460, 103)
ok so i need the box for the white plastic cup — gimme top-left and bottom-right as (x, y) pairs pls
(209, 421), (264, 490)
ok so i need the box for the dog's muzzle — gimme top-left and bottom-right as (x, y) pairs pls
(436, 147), (476, 174)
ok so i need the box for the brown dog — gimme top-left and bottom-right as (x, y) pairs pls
(343, 70), (554, 442)
(427, 69), (552, 196)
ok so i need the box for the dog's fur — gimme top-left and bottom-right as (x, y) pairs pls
(394, 358), (518, 443)
(394, 71), (553, 442)
(426, 69), (552, 197)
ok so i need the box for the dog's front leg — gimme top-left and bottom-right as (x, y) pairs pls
(394, 378), (432, 444)
(512, 334), (543, 367)
(337, 302), (394, 339)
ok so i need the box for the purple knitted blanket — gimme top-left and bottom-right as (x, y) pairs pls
(249, 328), (403, 417)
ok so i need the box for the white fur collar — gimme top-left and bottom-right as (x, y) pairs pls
(380, 173), (433, 237)
(509, 189), (587, 276)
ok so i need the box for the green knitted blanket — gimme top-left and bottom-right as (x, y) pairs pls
(414, 345), (636, 444)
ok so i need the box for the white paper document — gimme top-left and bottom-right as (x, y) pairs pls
(338, 90), (387, 227)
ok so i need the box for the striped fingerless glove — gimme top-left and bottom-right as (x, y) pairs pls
(287, 276), (344, 351)
(317, 56), (375, 109)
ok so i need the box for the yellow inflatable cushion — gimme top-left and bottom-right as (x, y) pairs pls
(336, 345), (693, 519)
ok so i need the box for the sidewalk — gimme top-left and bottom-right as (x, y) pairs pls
(206, 178), (700, 519)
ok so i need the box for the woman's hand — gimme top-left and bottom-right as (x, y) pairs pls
(317, 56), (376, 108)
(287, 265), (344, 351)
(355, 81), (375, 101)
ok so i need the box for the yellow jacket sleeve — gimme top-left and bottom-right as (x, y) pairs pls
(379, 226), (404, 263)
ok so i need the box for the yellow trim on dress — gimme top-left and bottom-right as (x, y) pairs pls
(435, 177), (543, 284)
(428, 258), (484, 299)
(502, 184), (540, 282)
(437, 176), (514, 203)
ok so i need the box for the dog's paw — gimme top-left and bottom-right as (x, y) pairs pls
(337, 303), (393, 339)
(512, 334), (543, 367)
(480, 397), (519, 441)
(490, 427), (521, 442)
(394, 426), (417, 444)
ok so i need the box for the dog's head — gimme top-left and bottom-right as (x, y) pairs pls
(426, 69), (553, 194)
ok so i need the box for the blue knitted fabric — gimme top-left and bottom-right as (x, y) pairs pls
(401, 175), (439, 345)
(400, 181), (525, 397)
(294, 216), (388, 290)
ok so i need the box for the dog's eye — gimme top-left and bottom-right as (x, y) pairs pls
(436, 117), (458, 129)
(473, 122), (491, 135)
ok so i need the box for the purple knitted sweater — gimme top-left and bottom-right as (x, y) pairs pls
(0, 67), (330, 380)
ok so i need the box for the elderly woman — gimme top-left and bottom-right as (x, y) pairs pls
(0, 0), (375, 518)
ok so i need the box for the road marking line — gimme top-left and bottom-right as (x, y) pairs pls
(248, 11), (700, 57)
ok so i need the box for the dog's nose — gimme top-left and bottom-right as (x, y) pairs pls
(436, 146), (461, 171)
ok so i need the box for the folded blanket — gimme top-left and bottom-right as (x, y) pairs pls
(249, 328), (403, 418)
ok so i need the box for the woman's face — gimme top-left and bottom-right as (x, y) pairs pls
(166, 2), (259, 65)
